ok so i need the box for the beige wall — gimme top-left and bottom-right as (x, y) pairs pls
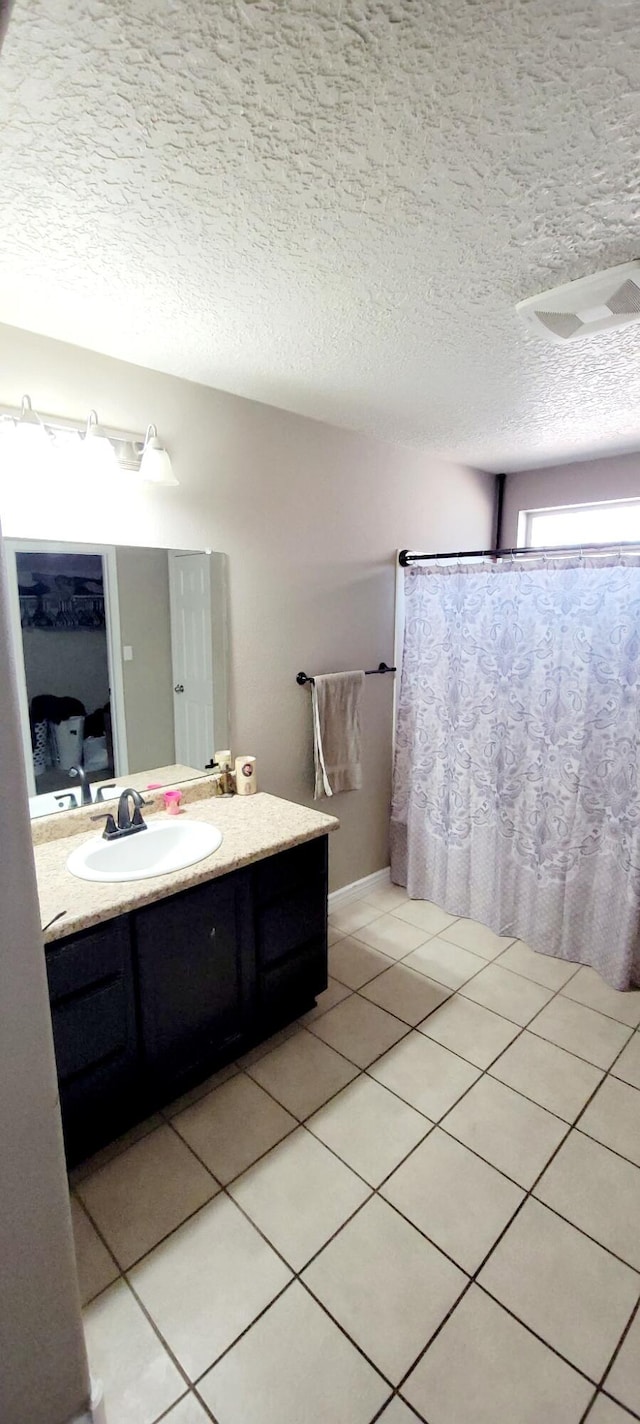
(502, 451), (640, 545)
(21, 627), (110, 715)
(0, 530), (90, 1424)
(116, 546), (175, 773)
(0, 322), (494, 888)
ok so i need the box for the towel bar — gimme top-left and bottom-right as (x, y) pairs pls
(296, 661), (396, 686)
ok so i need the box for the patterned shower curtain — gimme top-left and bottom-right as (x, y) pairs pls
(390, 555), (640, 989)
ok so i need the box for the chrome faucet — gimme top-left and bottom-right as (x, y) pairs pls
(91, 788), (152, 841)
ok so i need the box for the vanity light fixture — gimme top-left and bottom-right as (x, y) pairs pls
(80, 409), (120, 476)
(0, 397), (176, 485)
(2, 394), (53, 469)
(139, 424), (178, 485)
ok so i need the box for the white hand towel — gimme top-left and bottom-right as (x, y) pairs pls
(312, 671), (365, 799)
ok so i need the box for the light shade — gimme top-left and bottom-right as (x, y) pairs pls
(139, 424), (178, 485)
(1, 395), (54, 480)
(80, 410), (120, 477)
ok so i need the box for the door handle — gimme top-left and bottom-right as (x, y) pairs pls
(209, 926), (216, 940)
(174, 683), (184, 693)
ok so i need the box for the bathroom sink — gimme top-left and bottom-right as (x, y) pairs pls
(66, 819), (223, 883)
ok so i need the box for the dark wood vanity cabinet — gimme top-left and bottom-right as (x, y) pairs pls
(46, 834), (328, 1165)
(45, 917), (141, 1162)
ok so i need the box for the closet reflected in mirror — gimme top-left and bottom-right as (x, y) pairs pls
(5, 540), (229, 818)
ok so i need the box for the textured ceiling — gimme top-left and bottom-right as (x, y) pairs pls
(0, 0), (639, 471)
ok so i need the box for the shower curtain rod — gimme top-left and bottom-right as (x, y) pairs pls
(399, 541), (640, 566)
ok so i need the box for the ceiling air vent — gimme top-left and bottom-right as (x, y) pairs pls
(516, 261), (640, 344)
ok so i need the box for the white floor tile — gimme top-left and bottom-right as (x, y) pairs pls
(439, 919), (516, 959)
(479, 1198), (639, 1379)
(328, 924), (347, 946)
(381, 1128), (524, 1273)
(83, 1279), (184, 1424)
(587, 1397), (637, 1424)
(489, 1031), (604, 1122)
(303, 1196), (465, 1384)
(361, 883), (409, 913)
(561, 967), (640, 1028)
(198, 1282), (389, 1424)
(246, 1028), (358, 1119)
(69, 1113), (164, 1187)
(403, 936), (487, 990)
(77, 1124), (218, 1269)
(308, 1075), (430, 1185)
(309, 994), (408, 1067)
(528, 996), (632, 1069)
(298, 976), (352, 1023)
(535, 1129), (640, 1270)
(130, 1195), (291, 1380)
(419, 994), (520, 1068)
(460, 963), (554, 1025)
(370, 1031), (480, 1120)
(376, 1402), (420, 1424)
(391, 900), (457, 935)
(71, 1197), (119, 1306)
(236, 1022), (300, 1068)
(162, 1396), (212, 1424)
(329, 901), (384, 936)
(443, 1075), (568, 1188)
(329, 935), (394, 988)
(229, 1127), (371, 1270)
(497, 940), (580, 990)
(360, 962), (451, 1025)
(401, 1285), (593, 1424)
(172, 1073), (296, 1184)
(612, 1031), (640, 1090)
(352, 913), (431, 960)
(604, 1308), (640, 1416)
(578, 1076), (640, 1167)
(163, 1063), (239, 1118)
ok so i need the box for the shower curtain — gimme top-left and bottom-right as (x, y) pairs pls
(390, 555), (640, 989)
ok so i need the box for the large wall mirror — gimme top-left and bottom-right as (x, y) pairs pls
(5, 539), (230, 818)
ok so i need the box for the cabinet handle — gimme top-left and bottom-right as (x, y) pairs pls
(209, 926), (216, 940)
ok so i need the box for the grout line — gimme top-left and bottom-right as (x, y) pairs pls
(76, 918), (640, 1424)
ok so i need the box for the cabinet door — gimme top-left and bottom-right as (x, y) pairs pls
(46, 917), (140, 1164)
(135, 870), (254, 1100)
(254, 835), (329, 1027)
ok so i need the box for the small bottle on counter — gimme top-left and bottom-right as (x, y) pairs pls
(214, 750), (236, 795)
(235, 755), (257, 795)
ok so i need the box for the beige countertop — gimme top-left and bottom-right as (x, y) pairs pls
(36, 792), (339, 944)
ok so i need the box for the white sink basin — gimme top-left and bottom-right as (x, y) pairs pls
(67, 819), (223, 883)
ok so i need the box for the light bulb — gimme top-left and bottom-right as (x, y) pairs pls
(139, 424), (178, 485)
(0, 395), (53, 481)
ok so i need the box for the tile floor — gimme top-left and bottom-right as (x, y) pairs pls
(72, 884), (640, 1424)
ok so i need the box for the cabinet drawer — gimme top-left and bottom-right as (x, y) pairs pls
(52, 977), (130, 1081)
(254, 837), (327, 904)
(46, 919), (130, 1002)
(257, 885), (326, 967)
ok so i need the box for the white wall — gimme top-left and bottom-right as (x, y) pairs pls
(0, 322), (495, 887)
(0, 529), (90, 1424)
(502, 451), (640, 545)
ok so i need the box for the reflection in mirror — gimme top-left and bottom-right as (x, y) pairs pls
(5, 540), (229, 817)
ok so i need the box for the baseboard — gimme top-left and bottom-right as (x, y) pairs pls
(328, 866), (390, 912)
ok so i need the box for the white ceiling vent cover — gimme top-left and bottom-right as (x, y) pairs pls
(516, 261), (640, 344)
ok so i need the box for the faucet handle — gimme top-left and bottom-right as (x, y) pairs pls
(90, 811), (118, 839)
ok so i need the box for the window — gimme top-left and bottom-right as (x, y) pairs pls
(520, 499), (640, 549)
